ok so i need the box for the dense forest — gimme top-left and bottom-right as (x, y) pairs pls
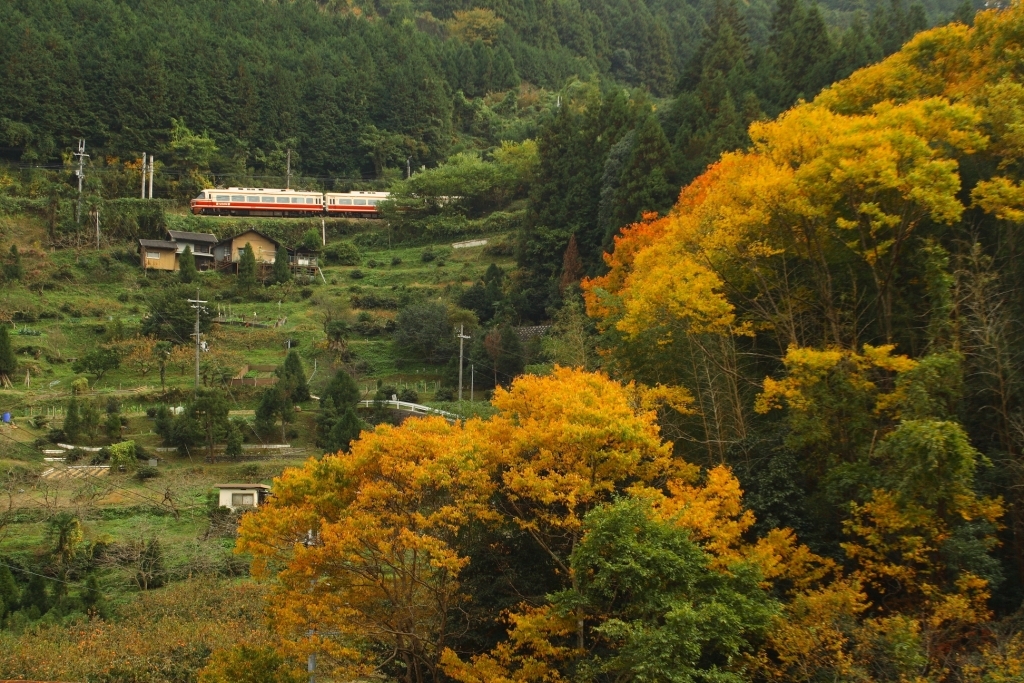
(5, 0), (1024, 681)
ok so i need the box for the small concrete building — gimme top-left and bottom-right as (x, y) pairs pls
(214, 229), (282, 267)
(139, 239), (179, 271)
(215, 483), (271, 510)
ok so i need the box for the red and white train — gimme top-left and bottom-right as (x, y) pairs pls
(190, 188), (390, 218)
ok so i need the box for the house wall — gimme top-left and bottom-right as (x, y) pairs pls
(141, 249), (178, 271)
(218, 488), (264, 509)
(230, 233), (279, 263)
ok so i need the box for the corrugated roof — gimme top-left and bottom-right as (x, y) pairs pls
(215, 483), (271, 489)
(138, 239), (177, 250)
(167, 229), (217, 243)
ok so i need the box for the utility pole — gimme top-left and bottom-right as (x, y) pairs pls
(406, 156), (411, 179)
(286, 149), (291, 189)
(148, 155), (154, 199)
(457, 324), (470, 402)
(141, 153), (147, 199)
(470, 364), (474, 402)
(189, 292), (208, 395)
(92, 205), (100, 248)
(74, 139), (88, 224)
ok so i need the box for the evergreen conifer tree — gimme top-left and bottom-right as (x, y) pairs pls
(63, 398), (82, 443)
(178, 245), (196, 284)
(21, 573), (48, 615)
(225, 419), (244, 459)
(0, 324), (15, 385)
(237, 243), (257, 290)
(3, 245), (23, 281)
(613, 115), (677, 228)
(272, 247), (291, 284)
(0, 563), (18, 618)
(279, 350), (310, 402)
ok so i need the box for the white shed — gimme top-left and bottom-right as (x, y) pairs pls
(216, 483), (271, 510)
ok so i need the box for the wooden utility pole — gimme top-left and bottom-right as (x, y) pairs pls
(188, 292), (208, 395)
(457, 325), (470, 402)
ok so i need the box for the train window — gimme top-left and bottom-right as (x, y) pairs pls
(247, 196), (260, 203)
(353, 199), (367, 206)
(262, 196), (276, 203)
(368, 199), (378, 206)
(306, 197), (317, 204)
(290, 197), (299, 204)
(216, 195), (229, 202)
(231, 195), (245, 202)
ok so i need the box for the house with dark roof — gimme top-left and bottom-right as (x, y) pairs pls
(166, 230), (217, 270)
(213, 229), (283, 270)
(138, 239), (179, 271)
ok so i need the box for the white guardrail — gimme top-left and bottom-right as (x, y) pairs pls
(357, 400), (462, 421)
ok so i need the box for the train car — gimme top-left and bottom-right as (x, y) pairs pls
(190, 188), (324, 217)
(325, 191), (390, 218)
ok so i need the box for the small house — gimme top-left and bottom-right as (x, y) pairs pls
(139, 239), (179, 271)
(167, 230), (218, 270)
(216, 483), (271, 510)
(214, 229), (282, 268)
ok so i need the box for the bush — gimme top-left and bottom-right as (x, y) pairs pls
(391, 256), (402, 266)
(135, 465), (159, 481)
(435, 386), (456, 401)
(349, 269), (365, 280)
(398, 388), (419, 403)
(323, 241), (361, 266)
(421, 247), (437, 262)
(351, 292), (400, 310)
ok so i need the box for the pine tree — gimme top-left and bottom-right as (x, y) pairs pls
(326, 407), (363, 454)
(279, 350), (310, 402)
(3, 245), (23, 281)
(272, 247), (291, 284)
(0, 563), (18, 618)
(559, 234), (584, 291)
(225, 419), (244, 459)
(0, 324), (15, 385)
(768, 0), (834, 107)
(21, 573), (49, 615)
(237, 243), (257, 290)
(178, 245), (196, 284)
(256, 385), (292, 443)
(63, 398), (82, 443)
(613, 115), (677, 228)
(322, 368), (361, 409)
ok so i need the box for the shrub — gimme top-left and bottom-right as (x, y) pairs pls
(135, 465), (159, 481)
(349, 269), (364, 280)
(323, 241), (361, 266)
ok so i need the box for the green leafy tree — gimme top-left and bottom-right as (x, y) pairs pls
(394, 301), (458, 364)
(178, 245), (197, 284)
(611, 114), (677, 228)
(552, 499), (778, 680)
(190, 389), (231, 460)
(237, 243), (257, 290)
(109, 440), (138, 472)
(72, 347), (121, 383)
(141, 284), (213, 343)
(104, 411), (123, 440)
(0, 324), (15, 384)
